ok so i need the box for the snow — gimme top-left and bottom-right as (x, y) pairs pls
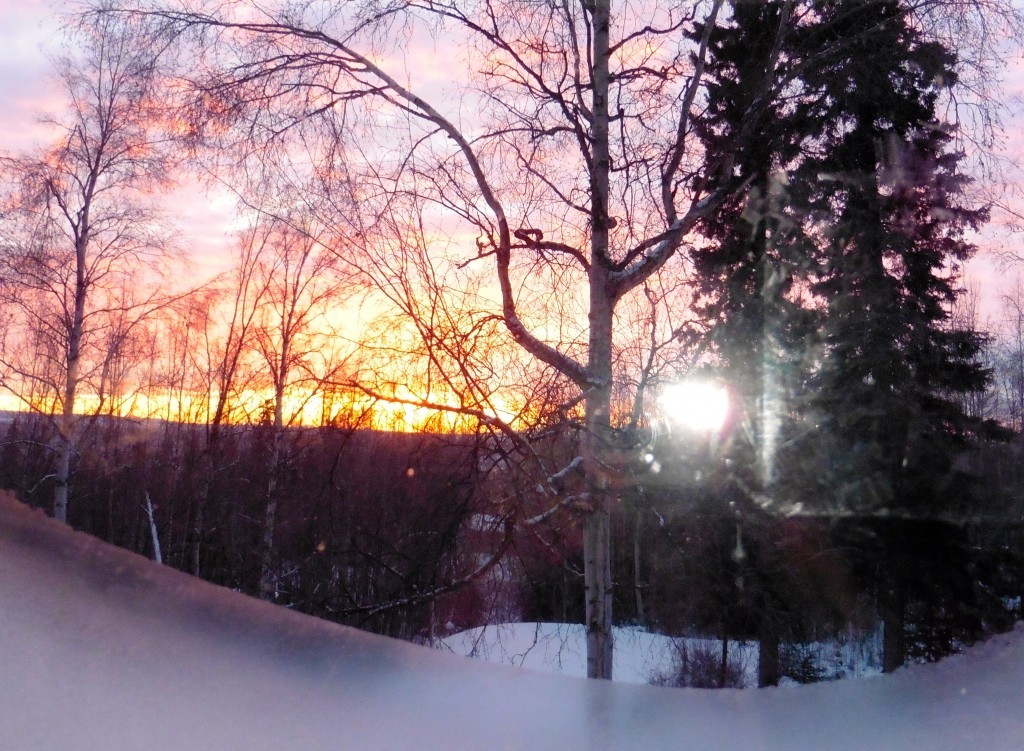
(439, 622), (759, 684)
(439, 622), (883, 686)
(1, 493), (1023, 751)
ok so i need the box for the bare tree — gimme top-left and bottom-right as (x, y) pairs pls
(183, 237), (267, 576)
(995, 279), (1024, 431)
(0, 12), (178, 523)
(242, 209), (351, 600)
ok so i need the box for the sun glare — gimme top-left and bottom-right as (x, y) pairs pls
(657, 380), (730, 433)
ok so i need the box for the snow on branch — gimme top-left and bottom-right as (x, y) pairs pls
(523, 492), (592, 527)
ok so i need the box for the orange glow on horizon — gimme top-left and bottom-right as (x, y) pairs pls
(0, 383), (522, 435)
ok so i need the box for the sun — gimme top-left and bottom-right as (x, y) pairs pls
(657, 380), (730, 433)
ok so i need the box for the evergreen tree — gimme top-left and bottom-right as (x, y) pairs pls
(803, 0), (990, 508)
(799, 0), (995, 671)
(692, 1), (818, 500)
(695, 0), (998, 673)
(690, 1), (828, 685)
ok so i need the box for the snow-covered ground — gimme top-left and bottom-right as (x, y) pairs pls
(2, 493), (1023, 750)
(440, 622), (882, 686)
(439, 622), (759, 684)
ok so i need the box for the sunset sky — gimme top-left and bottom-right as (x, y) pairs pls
(3, 1), (1024, 326)
(2, 1), (61, 152)
(0, 0), (240, 279)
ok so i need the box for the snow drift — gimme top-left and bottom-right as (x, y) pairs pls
(1, 494), (1021, 750)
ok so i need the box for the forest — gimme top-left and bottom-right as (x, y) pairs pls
(2, 0), (1024, 686)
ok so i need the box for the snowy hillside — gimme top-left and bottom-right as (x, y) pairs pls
(1, 493), (1022, 751)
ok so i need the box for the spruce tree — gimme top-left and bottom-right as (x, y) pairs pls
(800, 0), (993, 671)
(803, 0), (989, 501)
(695, 0), (996, 672)
(692, 2), (818, 500)
(690, 1), (825, 686)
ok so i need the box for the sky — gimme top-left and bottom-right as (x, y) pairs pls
(0, 0), (239, 279)
(3, 490), (1024, 750)
(2, 1), (1023, 324)
(2, 1), (61, 151)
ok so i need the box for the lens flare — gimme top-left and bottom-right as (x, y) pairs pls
(657, 380), (730, 433)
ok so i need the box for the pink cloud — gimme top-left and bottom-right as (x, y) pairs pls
(0, 1), (64, 151)
(0, 2), (236, 279)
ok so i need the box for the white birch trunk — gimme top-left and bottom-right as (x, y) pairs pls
(579, 0), (616, 681)
(144, 492), (162, 564)
(54, 231), (89, 523)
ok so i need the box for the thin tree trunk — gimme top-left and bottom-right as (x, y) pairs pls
(192, 384), (231, 576)
(54, 236), (88, 524)
(758, 626), (780, 687)
(561, 565), (569, 623)
(192, 437), (218, 578)
(583, 300), (614, 681)
(582, 0), (615, 682)
(882, 579), (906, 673)
(53, 434), (73, 524)
(145, 491), (162, 564)
(633, 510), (645, 624)
(720, 633), (730, 688)
(259, 351), (288, 600)
(192, 486), (205, 577)
(583, 493), (613, 679)
(259, 423), (283, 600)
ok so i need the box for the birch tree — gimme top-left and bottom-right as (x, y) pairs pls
(245, 210), (350, 600)
(0, 12), (177, 523)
